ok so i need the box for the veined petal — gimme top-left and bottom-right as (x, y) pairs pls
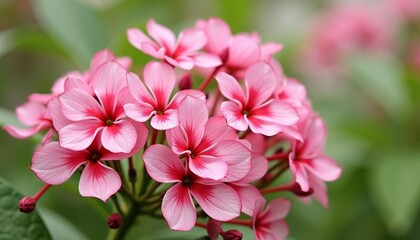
(306, 156), (342, 182)
(177, 96), (208, 149)
(59, 88), (104, 121)
(143, 61), (175, 108)
(31, 142), (87, 185)
(261, 198), (291, 223)
(220, 101), (248, 131)
(141, 42), (166, 59)
(292, 162), (310, 192)
(4, 122), (50, 139)
(199, 17), (231, 55)
(151, 109), (179, 130)
(147, 19), (176, 52)
(64, 75), (94, 95)
(143, 144), (185, 183)
(166, 126), (189, 155)
(300, 114), (327, 158)
(308, 173), (328, 208)
(126, 72), (155, 106)
(124, 103), (155, 123)
(127, 28), (158, 51)
(245, 133), (265, 154)
(59, 120), (103, 151)
(171, 56), (195, 70)
(189, 155), (228, 180)
(101, 120), (136, 153)
(190, 183), (241, 221)
(215, 72), (245, 106)
(260, 42), (283, 60)
(176, 28), (206, 55)
(244, 61), (277, 108)
(237, 154), (268, 183)
(230, 184), (261, 216)
(195, 116), (237, 153)
(168, 89), (205, 110)
(227, 36), (260, 69)
(162, 183), (196, 231)
(90, 49), (116, 71)
(15, 101), (46, 126)
(79, 161), (121, 202)
(192, 53), (222, 68)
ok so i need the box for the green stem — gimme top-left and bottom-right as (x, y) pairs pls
(106, 203), (138, 240)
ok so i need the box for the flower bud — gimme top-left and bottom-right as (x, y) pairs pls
(178, 74), (192, 90)
(107, 213), (123, 229)
(18, 197), (36, 213)
(206, 218), (222, 240)
(290, 182), (314, 197)
(220, 48), (229, 63)
(222, 229), (243, 240)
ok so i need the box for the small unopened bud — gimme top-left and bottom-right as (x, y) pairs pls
(206, 218), (222, 240)
(107, 213), (123, 229)
(222, 229), (243, 240)
(220, 48), (229, 63)
(262, 172), (273, 184)
(178, 74), (192, 90)
(19, 197), (36, 213)
(290, 183), (314, 197)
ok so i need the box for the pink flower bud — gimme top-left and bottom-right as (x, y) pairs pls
(178, 73), (192, 90)
(107, 213), (123, 229)
(290, 182), (314, 197)
(206, 218), (222, 240)
(222, 229), (243, 240)
(18, 197), (36, 213)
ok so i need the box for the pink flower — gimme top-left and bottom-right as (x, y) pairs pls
(289, 113), (342, 207)
(58, 61), (141, 153)
(124, 61), (205, 130)
(143, 144), (241, 231)
(127, 19), (222, 70)
(215, 61), (299, 136)
(31, 124), (148, 202)
(166, 96), (251, 180)
(3, 101), (52, 141)
(252, 197), (291, 240)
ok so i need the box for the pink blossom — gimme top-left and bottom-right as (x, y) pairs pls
(127, 19), (221, 70)
(124, 61), (205, 130)
(31, 124), (148, 202)
(389, 0), (420, 21)
(215, 61), (299, 137)
(289, 113), (342, 207)
(143, 144), (241, 231)
(166, 96), (251, 180)
(252, 197), (291, 240)
(58, 61), (142, 153)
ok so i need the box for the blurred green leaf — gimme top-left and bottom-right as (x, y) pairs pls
(33, 0), (106, 68)
(39, 208), (89, 240)
(369, 150), (420, 236)
(0, 106), (21, 127)
(0, 177), (51, 240)
(0, 29), (16, 58)
(347, 54), (408, 119)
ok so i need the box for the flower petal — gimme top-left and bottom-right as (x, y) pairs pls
(306, 156), (342, 182)
(162, 183), (196, 231)
(143, 61), (175, 108)
(101, 120), (136, 153)
(79, 162), (121, 202)
(4, 122), (50, 139)
(199, 17), (231, 55)
(15, 101), (46, 126)
(124, 103), (155, 123)
(244, 61), (277, 108)
(151, 109), (179, 130)
(262, 198), (291, 222)
(31, 142), (87, 185)
(230, 184), (262, 216)
(176, 28), (206, 55)
(127, 28), (158, 51)
(192, 53), (222, 68)
(59, 120), (103, 151)
(215, 72), (246, 106)
(190, 183), (241, 221)
(146, 19), (176, 52)
(59, 88), (104, 121)
(220, 101), (248, 131)
(143, 144), (185, 182)
(227, 35), (260, 69)
(90, 49), (116, 71)
(189, 155), (228, 180)
(126, 72), (155, 105)
(237, 154), (268, 183)
(195, 116), (237, 153)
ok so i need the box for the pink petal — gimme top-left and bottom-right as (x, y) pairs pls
(126, 28), (158, 51)
(244, 61), (277, 108)
(291, 162), (310, 192)
(220, 101), (248, 131)
(116, 57), (132, 70)
(143, 144), (185, 182)
(101, 120), (136, 153)
(200, 17), (231, 55)
(90, 49), (116, 71)
(300, 114), (327, 158)
(190, 183), (241, 221)
(245, 133), (265, 154)
(194, 116), (237, 153)
(146, 19), (176, 52)
(192, 53), (222, 68)
(124, 103), (155, 123)
(112, 87), (135, 120)
(231, 184), (262, 216)
(59, 89), (104, 121)
(168, 89), (205, 110)
(16, 101), (46, 126)
(237, 154), (268, 183)
(59, 120), (103, 151)
(165, 56), (194, 70)
(254, 221), (289, 240)
(215, 72), (246, 106)
(260, 42), (283, 60)
(91, 62), (128, 106)
(189, 155), (228, 180)
(3, 122), (50, 139)
(227, 36), (260, 69)
(306, 156), (342, 182)
(126, 72), (155, 106)
(177, 95), (208, 149)
(151, 109), (179, 130)
(141, 42), (166, 59)
(210, 140), (251, 182)
(176, 28), (206, 55)
(31, 142), (87, 185)
(143, 61), (175, 107)
(162, 183), (196, 231)
(262, 198), (291, 222)
(308, 173), (329, 208)
(79, 161), (121, 202)
(64, 75), (94, 95)
(166, 126), (189, 155)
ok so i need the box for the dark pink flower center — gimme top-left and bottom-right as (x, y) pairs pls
(89, 150), (101, 162)
(105, 118), (114, 126)
(182, 175), (192, 187)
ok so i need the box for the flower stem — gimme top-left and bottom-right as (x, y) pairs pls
(106, 203), (138, 240)
(198, 66), (221, 91)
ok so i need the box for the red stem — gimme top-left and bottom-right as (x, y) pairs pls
(33, 184), (51, 201)
(198, 66), (221, 91)
(228, 219), (252, 227)
(266, 152), (290, 161)
(260, 184), (291, 195)
(195, 222), (207, 229)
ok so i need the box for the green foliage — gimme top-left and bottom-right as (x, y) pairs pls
(0, 178), (51, 240)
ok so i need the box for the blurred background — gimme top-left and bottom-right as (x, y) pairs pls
(0, 0), (419, 239)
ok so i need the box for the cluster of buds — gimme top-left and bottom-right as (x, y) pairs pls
(4, 18), (341, 239)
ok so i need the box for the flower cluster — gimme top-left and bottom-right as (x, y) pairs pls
(4, 18), (341, 239)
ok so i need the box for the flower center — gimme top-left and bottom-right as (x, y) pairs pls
(182, 175), (192, 187)
(156, 110), (164, 115)
(89, 150), (101, 162)
(242, 109), (250, 117)
(105, 118), (114, 126)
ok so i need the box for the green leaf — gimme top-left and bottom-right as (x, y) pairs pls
(0, 29), (16, 58)
(369, 150), (420, 236)
(39, 208), (89, 240)
(347, 53), (408, 119)
(33, 0), (106, 68)
(0, 106), (22, 127)
(0, 178), (52, 240)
